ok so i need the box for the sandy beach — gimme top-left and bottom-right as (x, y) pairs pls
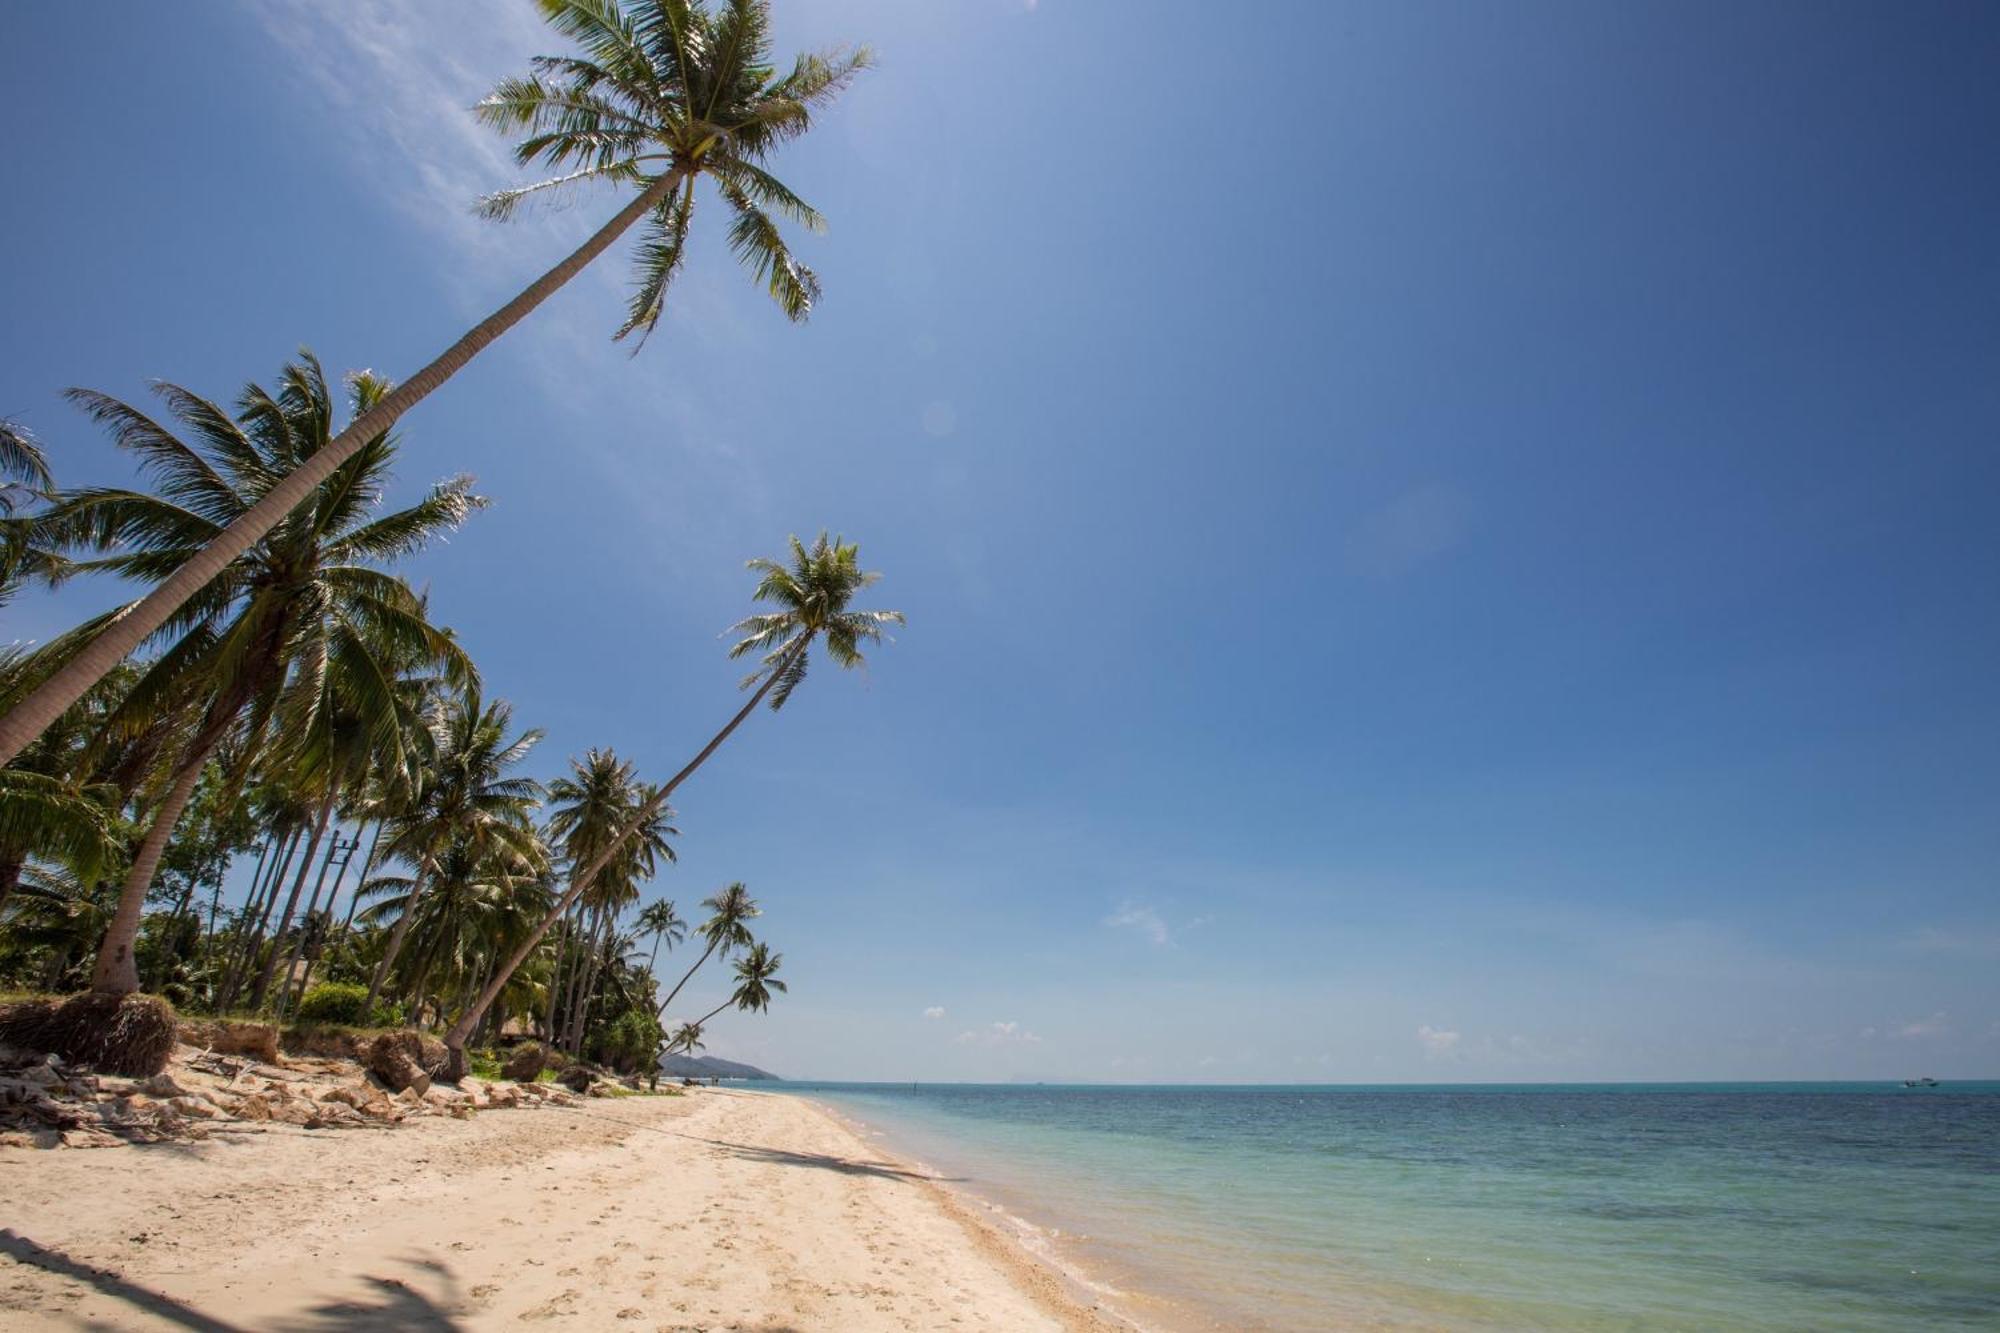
(1, 1087), (1135, 1332)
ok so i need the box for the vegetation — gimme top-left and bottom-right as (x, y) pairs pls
(0, 0), (895, 1083)
(0, 0), (873, 769)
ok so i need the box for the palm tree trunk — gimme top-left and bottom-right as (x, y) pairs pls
(443, 635), (811, 1062)
(217, 825), (298, 1011)
(0, 170), (687, 770)
(90, 734), (224, 994)
(249, 786), (338, 1010)
(274, 819), (344, 1017)
(657, 936), (721, 1020)
(365, 860), (431, 1018)
(567, 908), (613, 1053)
(0, 858), (22, 920)
(210, 838), (272, 973)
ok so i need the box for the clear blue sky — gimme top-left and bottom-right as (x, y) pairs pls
(4, 0), (1996, 1081)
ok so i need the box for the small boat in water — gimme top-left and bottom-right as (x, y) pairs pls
(1901, 1076), (1941, 1088)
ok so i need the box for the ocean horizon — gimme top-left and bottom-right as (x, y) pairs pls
(771, 1080), (2000, 1330)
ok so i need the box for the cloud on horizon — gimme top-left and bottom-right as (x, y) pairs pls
(953, 1021), (1041, 1046)
(922, 1006), (946, 1020)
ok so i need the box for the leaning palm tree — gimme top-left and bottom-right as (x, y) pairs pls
(442, 532), (900, 1065)
(0, 0), (874, 767)
(25, 355), (480, 995)
(691, 940), (785, 1027)
(657, 882), (758, 1017)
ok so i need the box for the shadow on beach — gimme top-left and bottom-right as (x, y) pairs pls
(680, 1134), (965, 1183)
(1, 1230), (465, 1331)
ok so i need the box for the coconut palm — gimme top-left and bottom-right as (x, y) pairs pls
(692, 940), (785, 1026)
(0, 650), (125, 917)
(541, 749), (676, 1050)
(636, 898), (686, 974)
(658, 882), (758, 1016)
(365, 685), (546, 1014)
(1, 419), (57, 607)
(442, 532), (900, 1062)
(24, 355), (481, 994)
(0, 0), (874, 767)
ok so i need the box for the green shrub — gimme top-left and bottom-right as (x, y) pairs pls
(293, 982), (376, 1028)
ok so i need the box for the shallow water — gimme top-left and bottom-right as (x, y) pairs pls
(770, 1082), (2000, 1330)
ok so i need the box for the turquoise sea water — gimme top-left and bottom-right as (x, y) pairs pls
(770, 1082), (2000, 1330)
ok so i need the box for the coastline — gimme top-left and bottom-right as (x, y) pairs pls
(0, 1082), (1140, 1330)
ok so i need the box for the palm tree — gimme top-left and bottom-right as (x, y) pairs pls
(0, 650), (124, 918)
(543, 750), (676, 1049)
(0, 0), (874, 767)
(691, 940), (785, 1027)
(442, 532), (900, 1063)
(25, 355), (480, 994)
(636, 898), (686, 974)
(365, 685), (546, 1014)
(658, 882), (758, 1017)
(1, 419), (57, 607)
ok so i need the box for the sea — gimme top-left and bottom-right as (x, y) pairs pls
(767, 1081), (2000, 1331)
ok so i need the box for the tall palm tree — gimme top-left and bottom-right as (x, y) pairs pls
(365, 685), (546, 1013)
(443, 532), (900, 1063)
(25, 355), (480, 994)
(450, 528), (904, 1056)
(543, 750), (675, 1050)
(0, 0), (874, 767)
(636, 898), (686, 974)
(692, 940), (785, 1027)
(658, 882), (758, 1018)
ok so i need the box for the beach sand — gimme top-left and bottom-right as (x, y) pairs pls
(1, 1086), (1136, 1331)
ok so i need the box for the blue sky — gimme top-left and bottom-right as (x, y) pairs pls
(4, 0), (1996, 1081)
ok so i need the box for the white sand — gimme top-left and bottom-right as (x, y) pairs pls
(1, 1086), (1140, 1331)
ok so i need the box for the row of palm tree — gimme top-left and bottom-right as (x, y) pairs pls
(0, 0), (894, 1072)
(1, 354), (898, 1072)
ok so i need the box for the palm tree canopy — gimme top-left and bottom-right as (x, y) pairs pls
(27, 354), (482, 765)
(637, 897), (686, 948)
(474, 0), (873, 341)
(694, 881), (759, 956)
(545, 748), (676, 910)
(728, 532), (903, 709)
(386, 684), (548, 875)
(725, 940), (785, 1014)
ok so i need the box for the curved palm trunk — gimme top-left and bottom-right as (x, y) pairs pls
(443, 636), (811, 1064)
(249, 786), (338, 1010)
(566, 909), (615, 1053)
(90, 734), (224, 994)
(656, 936), (721, 1020)
(0, 170), (686, 769)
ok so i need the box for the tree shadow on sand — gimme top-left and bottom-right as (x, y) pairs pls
(1, 1231), (465, 1332)
(682, 1135), (965, 1183)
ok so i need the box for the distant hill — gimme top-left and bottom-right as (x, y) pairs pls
(657, 1053), (779, 1081)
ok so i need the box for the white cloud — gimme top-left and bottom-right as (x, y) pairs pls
(1344, 484), (1470, 579)
(952, 1021), (1041, 1046)
(1104, 902), (1171, 946)
(1894, 1012), (1949, 1040)
(922, 1006), (946, 1020)
(1417, 1024), (1462, 1058)
(1902, 927), (2000, 961)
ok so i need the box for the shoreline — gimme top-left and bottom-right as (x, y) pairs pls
(2, 1080), (1145, 1330)
(778, 1090), (1165, 1333)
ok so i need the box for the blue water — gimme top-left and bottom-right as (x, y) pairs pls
(770, 1082), (2000, 1330)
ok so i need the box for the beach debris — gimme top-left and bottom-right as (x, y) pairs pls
(502, 1041), (548, 1083)
(0, 1031), (580, 1150)
(366, 1031), (449, 1095)
(0, 992), (179, 1076)
(178, 1017), (281, 1064)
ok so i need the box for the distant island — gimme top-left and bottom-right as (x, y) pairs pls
(658, 1053), (780, 1081)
